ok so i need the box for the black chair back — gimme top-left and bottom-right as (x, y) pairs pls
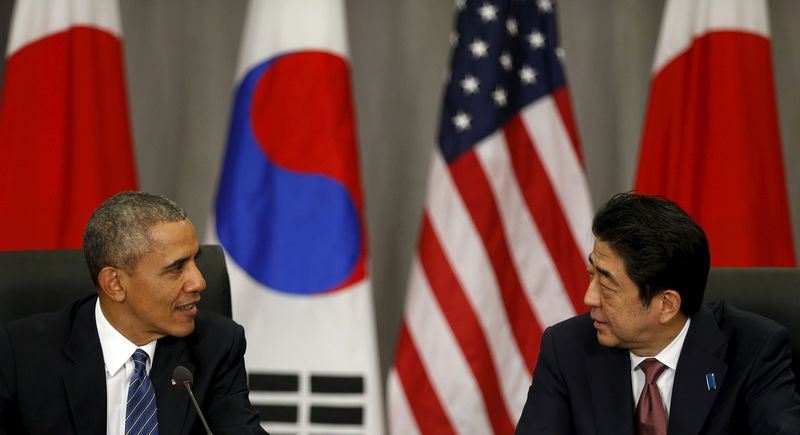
(0, 244), (231, 325)
(705, 267), (800, 393)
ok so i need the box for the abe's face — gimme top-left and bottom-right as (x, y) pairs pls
(117, 219), (206, 344)
(584, 239), (662, 355)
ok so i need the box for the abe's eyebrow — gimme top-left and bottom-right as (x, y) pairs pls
(588, 254), (619, 287)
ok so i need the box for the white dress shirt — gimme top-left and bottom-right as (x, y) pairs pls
(95, 300), (157, 435)
(629, 318), (691, 417)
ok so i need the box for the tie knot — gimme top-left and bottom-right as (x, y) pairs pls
(638, 358), (667, 385)
(132, 348), (149, 368)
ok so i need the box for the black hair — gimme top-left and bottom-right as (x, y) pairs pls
(592, 192), (710, 316)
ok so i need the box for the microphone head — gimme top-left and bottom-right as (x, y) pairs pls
(171, 365), (194, 387)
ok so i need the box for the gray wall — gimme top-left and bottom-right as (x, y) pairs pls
(2, 0), (799, 381)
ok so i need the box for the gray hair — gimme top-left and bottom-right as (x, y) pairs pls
(83, 191), (188, 286)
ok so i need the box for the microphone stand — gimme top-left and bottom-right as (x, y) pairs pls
(178, 380), (213, 435)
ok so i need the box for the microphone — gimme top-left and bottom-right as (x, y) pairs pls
(171, 365), (213, 435)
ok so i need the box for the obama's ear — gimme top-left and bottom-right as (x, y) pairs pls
(97, 267), (127, 302)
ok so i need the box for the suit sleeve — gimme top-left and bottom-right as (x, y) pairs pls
(515, 326), (573, 435)
(742, 325), (800, 434)
(204, 324), (268, 435)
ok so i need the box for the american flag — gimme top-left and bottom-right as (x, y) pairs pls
(387, 0), (593, 433)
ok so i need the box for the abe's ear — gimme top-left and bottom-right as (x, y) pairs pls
(658, 289), (682, 323)
(97, 267), (126, 302)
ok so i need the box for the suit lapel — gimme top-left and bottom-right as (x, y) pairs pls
(62, 297), (107, 434)
(152, 335), (193, 435)
(586, 347), (635, 435)
(667, 306), (727, 435)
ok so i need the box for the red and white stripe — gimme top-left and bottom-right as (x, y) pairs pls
(388, 90), (592, 434)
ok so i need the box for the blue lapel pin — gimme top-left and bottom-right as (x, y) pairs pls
(705, 373), (717, 391)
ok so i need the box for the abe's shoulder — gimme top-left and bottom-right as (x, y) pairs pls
(544, 311), (603, 354)
(705, 300), (787, 339)
(548, 311), (594, 334)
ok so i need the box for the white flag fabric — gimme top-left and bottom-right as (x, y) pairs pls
(207, 1), (384, 434)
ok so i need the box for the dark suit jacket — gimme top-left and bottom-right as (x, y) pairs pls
(0, 295), (267, 434)
(515, 302), (800, 435)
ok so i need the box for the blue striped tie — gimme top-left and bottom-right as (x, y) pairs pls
(125, 349), (159, 435)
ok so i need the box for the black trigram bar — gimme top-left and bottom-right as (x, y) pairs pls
(249, 373), (299, 392)
(310, 375), (364, 394)
(254, 404), (298, 423)
(309, 405), (363, 425)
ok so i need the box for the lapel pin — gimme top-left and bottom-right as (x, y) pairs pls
(705, 373), (717, 391)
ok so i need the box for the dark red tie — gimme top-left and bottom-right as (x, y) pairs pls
(635, 358), (668, 435)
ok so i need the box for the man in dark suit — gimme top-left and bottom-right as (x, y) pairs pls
(0, 191), (267, 434)
(515, 193), (800, 435)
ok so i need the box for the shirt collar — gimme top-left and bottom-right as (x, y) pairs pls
(95, 299), (157, 376)
(630, 317), (691, 371)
